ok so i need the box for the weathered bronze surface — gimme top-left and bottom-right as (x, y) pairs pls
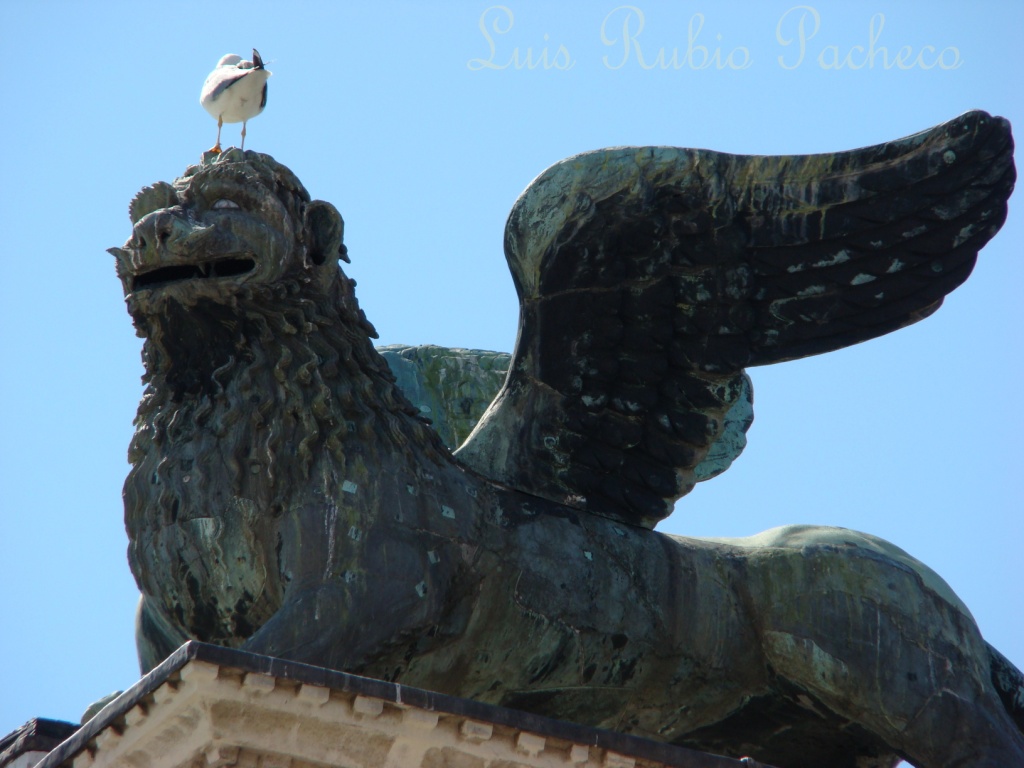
(109, 111), (1022, 768)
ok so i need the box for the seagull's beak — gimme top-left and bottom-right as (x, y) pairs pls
(252, 49), (264, 70)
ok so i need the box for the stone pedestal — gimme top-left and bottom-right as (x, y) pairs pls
(22, 643), (771, 768)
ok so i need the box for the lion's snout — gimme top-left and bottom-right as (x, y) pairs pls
(132, 209), (195, 258)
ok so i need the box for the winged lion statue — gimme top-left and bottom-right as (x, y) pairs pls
(109, 110), (1021, 768)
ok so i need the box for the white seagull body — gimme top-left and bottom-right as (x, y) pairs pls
(200, 49), (271, 153)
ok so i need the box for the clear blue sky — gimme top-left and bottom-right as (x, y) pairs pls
(1, 1), (1021, 741)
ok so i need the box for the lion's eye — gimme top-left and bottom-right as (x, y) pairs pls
(212, 199), (241, 210)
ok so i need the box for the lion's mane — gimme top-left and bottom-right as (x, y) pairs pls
(124, 220), (449, 647)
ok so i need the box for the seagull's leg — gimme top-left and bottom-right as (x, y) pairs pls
(210, 116), (223, 154)
(241, 120), (247, 151)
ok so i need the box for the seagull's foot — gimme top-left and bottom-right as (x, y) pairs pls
(208, 144), (222, 155)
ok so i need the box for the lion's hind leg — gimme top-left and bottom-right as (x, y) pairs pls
(740, 525), (1024, 768)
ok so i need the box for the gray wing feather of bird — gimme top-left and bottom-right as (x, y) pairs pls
(206, 70), (252, 102)
(454, 110), (1015, 528)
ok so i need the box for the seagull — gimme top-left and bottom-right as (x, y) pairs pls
(200, 49), (271, 154)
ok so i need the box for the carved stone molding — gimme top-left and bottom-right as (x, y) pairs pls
(34, 643), (771, 768)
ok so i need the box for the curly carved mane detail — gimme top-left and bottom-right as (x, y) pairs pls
(124, 272), (450, 644)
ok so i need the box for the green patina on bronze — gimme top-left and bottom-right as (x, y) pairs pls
(377, 345), (512, 450)
(108, 113), (1022, 768)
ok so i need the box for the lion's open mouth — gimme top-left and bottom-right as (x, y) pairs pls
(132, 256), (257, 291)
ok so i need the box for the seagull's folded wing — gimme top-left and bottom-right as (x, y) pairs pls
(202, 69), (252, 105)
(454, 110), (1015, 528)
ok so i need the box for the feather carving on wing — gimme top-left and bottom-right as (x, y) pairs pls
(455, 110), (1015, 528)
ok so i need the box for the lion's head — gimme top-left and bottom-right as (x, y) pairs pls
(108, 149), (380, 400)
(112, 148), (345, 318)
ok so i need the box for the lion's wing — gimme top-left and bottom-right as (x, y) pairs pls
(455, 111), (1015, 528)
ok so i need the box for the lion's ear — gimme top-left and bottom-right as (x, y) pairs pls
(304, 200), (345, 266)
(130, 182), (177, 224)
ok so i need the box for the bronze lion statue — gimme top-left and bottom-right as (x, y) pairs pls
(109, 111), (1022, 767)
